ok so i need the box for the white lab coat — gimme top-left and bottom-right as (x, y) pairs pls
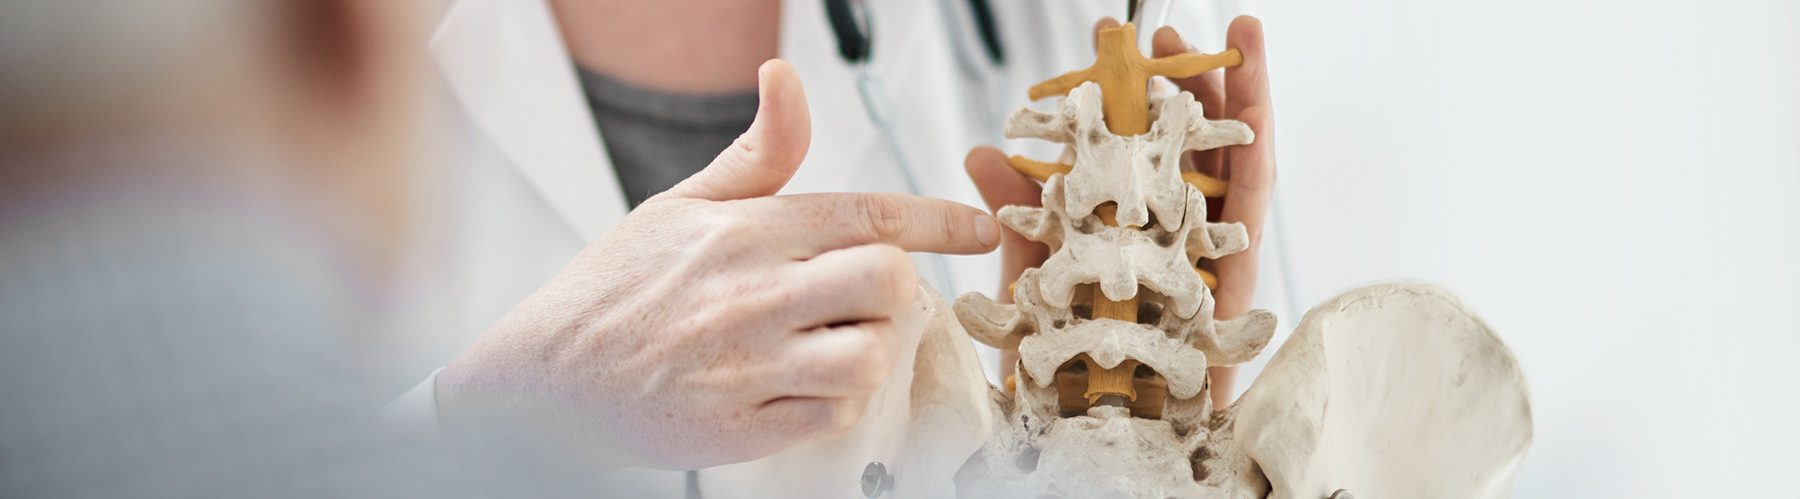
(385, 0), (1248, 496)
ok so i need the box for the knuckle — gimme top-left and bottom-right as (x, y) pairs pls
(716, 211), (762, 239)
(721, 404), (756, 432)
(851, 336), (895, 392)
(773, 398), (856, 441)
(746, 403), (809, 456)
(695, 208), (765, 254)
(869, 249), (917, 310)
(856, 194), (908, 243)
(740, 278), (799, 317)
(841, 247), (915, 314)
(804, 327), (893, 395)
(937, 204), (962, 246)
(702, 207), (757, 236)
(821, 398), (866, 436)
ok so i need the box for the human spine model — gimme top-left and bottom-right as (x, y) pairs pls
(699, 21), (1533, 499)
(952, 23), (1279, 497)
(950, 23), (1533, 498)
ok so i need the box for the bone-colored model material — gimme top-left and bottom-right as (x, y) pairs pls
(957, 280), (1533, 498)
(953, 23), (1532, 498)
(701, 283), (992, 499)
(701, 22), (1531, 499)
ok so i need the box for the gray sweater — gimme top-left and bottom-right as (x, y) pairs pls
(576, 67), (758, 208)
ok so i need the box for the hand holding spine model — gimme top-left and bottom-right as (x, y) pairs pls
(949, 23), (1534, 499)
(699, 21), (1534, 499)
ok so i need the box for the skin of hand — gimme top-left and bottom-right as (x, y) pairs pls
(967, 16), (1276, 410)
(435, 60), (1003, 472)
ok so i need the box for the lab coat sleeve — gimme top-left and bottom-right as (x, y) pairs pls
(380, 367), (444, 434)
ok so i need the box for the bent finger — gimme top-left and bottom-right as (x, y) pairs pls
(751, 396), (870, 449)
(767, 319), (902, 399)
(782, 243), (919, 326)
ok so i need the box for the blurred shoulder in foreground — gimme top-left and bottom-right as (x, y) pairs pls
(0, 0), (592, 496)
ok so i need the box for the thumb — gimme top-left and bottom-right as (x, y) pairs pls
(662, 59), (812, 201)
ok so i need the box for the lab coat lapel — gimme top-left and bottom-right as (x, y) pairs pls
(431, 0), (627, 243)
(775, 0), (868, 196)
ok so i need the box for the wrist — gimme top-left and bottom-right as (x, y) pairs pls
(435, 346), (645, 473)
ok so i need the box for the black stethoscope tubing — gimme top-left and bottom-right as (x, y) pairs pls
(825, 0), (1004, 66)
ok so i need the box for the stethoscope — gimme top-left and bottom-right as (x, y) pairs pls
(824, 0), (1009, 296)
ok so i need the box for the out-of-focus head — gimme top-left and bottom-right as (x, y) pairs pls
(0, 0), (429, 275)
(0, 0), (423, 148)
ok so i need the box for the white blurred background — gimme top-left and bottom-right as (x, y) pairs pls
(1227, 0), (1800, 496)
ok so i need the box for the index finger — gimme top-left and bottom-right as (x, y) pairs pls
(752, 192), (1002, 258)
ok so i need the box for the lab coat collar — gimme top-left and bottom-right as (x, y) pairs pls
(430, 0), (628, 243)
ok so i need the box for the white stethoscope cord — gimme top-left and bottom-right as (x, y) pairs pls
(853, 67), (961, 293)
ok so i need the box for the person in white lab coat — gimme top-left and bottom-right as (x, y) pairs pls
(387, 0), (1276, 491)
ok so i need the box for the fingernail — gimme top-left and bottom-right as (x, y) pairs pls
(975, 214), (1001, 247)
